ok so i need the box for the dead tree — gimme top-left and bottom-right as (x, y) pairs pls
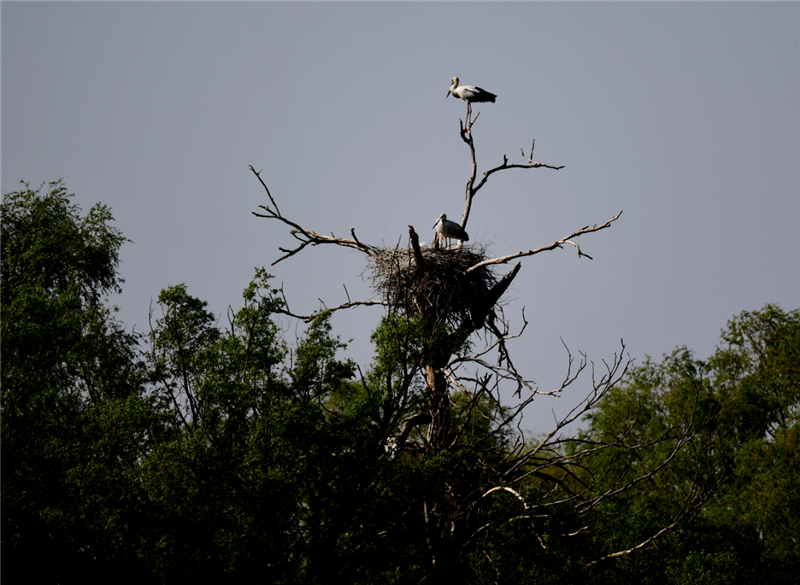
(250, 114), (712, 581)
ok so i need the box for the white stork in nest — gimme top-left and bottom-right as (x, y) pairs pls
(433, 213), (469, 249)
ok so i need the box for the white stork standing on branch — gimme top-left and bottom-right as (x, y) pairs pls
(433, 213), (469, 249)
(447, 76), (497, 130)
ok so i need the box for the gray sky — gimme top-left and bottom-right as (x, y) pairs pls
(3, 2), (798, 433)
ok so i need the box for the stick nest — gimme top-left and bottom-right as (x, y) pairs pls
(370, 244), (497, 326)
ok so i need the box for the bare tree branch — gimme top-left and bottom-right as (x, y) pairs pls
(273, 299), (388, 323)
(464, 211), (623, 273)
(249, 164), (379, 265)
(458, 128), (564, 232)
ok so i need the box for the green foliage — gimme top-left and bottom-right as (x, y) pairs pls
(4, 181), (797, 583)
(579, 305), (800, 584)
(2, 181), (160, 580)
(291, 311), (356, 403)
(370, 313), (428, 377)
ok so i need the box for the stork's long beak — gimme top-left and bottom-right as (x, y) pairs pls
(446, 91), (451, 99)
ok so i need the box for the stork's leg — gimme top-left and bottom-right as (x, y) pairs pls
(466, 103), (473, 130)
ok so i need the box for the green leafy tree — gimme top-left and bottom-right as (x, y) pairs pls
(139, 276), (410, 582)
(11, 176), (770, 584)
(579, 305), (800, 583)
(705, 306), (800, 583)
(1, 181), (417, 582)
(1, 181), (162, 580)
